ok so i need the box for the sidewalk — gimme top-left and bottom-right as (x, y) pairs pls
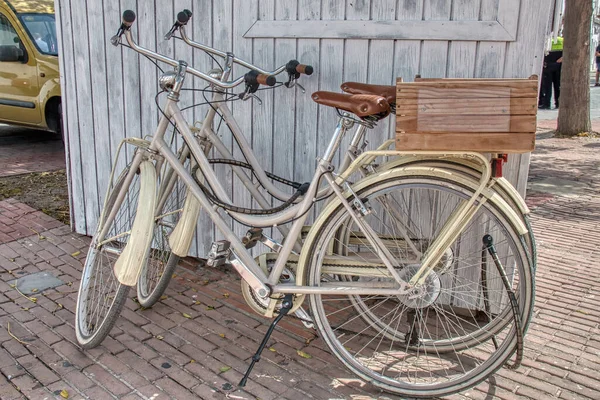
(536, 77), (600, 132)
(0, 134), (599, 399)
(0, 126), (65, 178)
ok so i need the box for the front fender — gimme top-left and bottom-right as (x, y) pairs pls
(114, 161), (157, 286)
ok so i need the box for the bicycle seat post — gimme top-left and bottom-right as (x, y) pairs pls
(322, 115), (351, 164)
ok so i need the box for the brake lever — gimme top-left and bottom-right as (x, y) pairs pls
(284, 76), (305, 93)
(239, 90), (263, 105)
(164, 22), (179, 40)
(294, 82), (306, 93)
(111, 10), (136, 47)
(165, 10), (192, 41)
(110, 31), (122, 46)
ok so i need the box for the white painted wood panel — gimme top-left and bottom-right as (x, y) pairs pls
(57, 0), (553, 258)
(232, 0), (258, 241)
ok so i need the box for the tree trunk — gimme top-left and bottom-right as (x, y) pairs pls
(556, 0), (592, 136)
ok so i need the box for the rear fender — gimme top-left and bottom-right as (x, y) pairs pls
(296, 166), (528, 287)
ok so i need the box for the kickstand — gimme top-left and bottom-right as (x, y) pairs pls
(483, 234), (524, 370)
(238, 294), (294, 388)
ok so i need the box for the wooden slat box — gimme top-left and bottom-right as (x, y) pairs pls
(395, 76), (538, 153)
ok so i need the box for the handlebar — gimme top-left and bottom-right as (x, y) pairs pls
(114, 10), (245, 89)
(174, 10), (313, 80)
(179, 25), (287, 77)
(114, 10), (313, 92)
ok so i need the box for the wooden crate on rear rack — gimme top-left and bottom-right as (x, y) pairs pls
(395, 76), (538, 153)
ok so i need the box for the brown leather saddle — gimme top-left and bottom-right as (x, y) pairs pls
(340, 82), (396, 105)
(311, 91), (391, 120)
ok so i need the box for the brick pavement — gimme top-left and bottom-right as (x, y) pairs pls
(0, 131), (598, 399)
(0, 126), (65, 178)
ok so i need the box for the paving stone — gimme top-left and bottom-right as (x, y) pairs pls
(17, 271), (64, 295)
(1, 129), (600, 398)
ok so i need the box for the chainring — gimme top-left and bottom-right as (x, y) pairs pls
(240, 252), (304, 317)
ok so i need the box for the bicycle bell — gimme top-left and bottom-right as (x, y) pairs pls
(158, 70), (177, 91)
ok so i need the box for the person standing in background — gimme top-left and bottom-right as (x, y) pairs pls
(539, 36), (564, 109)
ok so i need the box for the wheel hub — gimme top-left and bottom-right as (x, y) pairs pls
(398, 266), (441, 309)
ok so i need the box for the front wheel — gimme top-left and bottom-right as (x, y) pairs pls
(136, 156), (195, 308)
(305, 175), (533, 398)
(75, 161), (153, 348)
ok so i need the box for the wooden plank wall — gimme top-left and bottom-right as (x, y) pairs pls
(56, 0), (553, 256)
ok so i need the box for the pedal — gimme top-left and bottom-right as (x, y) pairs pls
(242, 228), (263, 249)
(206, 240), (230, 267)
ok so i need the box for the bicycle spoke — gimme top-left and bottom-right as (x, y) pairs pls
(308, 176), (532, 396)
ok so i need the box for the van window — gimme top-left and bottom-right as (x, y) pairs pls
(20, 14), (57, 55)
(0, 14), (20, 48)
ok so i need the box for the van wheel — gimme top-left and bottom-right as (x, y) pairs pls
(50, 102), (63, 142)
(46, 99), (63, 141)
(56, 103), (63, 142)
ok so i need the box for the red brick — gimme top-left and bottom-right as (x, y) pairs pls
(83, 385), (117, 399)
(149, 357), (200, 389)
(153, 377), (196, 399)
(191, 383), (221, 398)
(63, 370), (95, 391)
(9, 373), (37, 392)
(1, 338), (30, 359)
(83, 364), (132, 397)
(0, 362), (26, 381)
(0, 383), (22, 400)
(184, 361), (225, 387)
(115, 350), (163, 381)
(136, 384), (170, 400)
(144, 338), (190, 366)
(120, 394), (145, 400)
(51, 340), (94, 369)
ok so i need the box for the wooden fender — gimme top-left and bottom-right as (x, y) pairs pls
(114, 161), (157, 286)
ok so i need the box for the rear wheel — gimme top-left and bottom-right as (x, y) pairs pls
(75, 164), (148, 348)
(306, 175), (533, 397)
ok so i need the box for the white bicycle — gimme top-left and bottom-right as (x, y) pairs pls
(75, 10), (535, 398)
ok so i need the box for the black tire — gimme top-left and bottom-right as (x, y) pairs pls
(306, 174), (533, 398)
(75, 164), (148, 348)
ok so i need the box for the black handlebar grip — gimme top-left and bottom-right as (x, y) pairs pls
(177, 10), (190, 25)
(245, 70), (276, 88)
(286, 59), (314, 77)
(183, 9), (193, 18)
(296, 64), (314, 75)
(122, 10), (136, 27)
(257, 73), (276, 87)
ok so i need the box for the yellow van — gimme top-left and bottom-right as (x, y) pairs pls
(0, 0), (61, 135)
